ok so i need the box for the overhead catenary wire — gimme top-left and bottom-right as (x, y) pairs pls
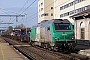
(19, 0), (72, 24)
(0, 9), (9, 15)
(23, 0), (58, 20)
(17, 0), (29, 14)
(9, 0), (37, 28)
(18, 0), (58, 24)
(15, 0), (29, 25)
(11, 0), (37, 24)
(0, 8), (21, 26)
(0, 8), (17, 14)
(12, 0), (72, 27)
(0, 0), (74, 30)
(19, 0), (37, 15)
(0, 8), (15, 29)
(10, 0), (30, 26)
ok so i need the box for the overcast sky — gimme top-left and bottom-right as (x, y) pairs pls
(0, 0), (38, 30)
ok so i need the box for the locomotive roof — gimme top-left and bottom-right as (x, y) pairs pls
(32, 19), (71, 28)
(47, 19), (70, 24)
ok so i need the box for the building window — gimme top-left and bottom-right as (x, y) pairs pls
(69, 11), (74, 15)
(51, 7), (53, 9)
(51, 13), (53, 16)
(60, 0), (84, 10)
(64, 12), (69, 16)
(64, 5), (67, 9)
(41, 13), (48, 17)
(89, 22), (90, 27)
(71, 2), (74, 6)
(82, 7), (85, 12)
(75, 9), (79, 13)
(60, 7), (62, 10)
(79, 8), (82, 12)
(39, 4), (40, 7)
(67, 4), (69, 7)
(41, 8), (43, 11)
(41, 2), (43, 6)
(45, 13), (48, 16)
(85, 5), (90, 10)
(60, 6), (64, 10)
(80, 0), (84, 2)
(68, 3), (71, 7)
(80, 22), (85, 39)
(60, 14), (64, 18)
(81, 28), (85, 39)
(60, 5), (90, 18)
(80, 22), (83, 26)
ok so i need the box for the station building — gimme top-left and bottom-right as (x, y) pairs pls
(38, 0), (90, 44)
(71, 8), (90, 45)
(38, 0), (90, 23)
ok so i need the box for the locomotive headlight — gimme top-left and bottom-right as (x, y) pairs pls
(54, 38), (58, 40)
(71, 34), (75, 40)
(72, 37), (74, 39)
(54, 38), (57, 40)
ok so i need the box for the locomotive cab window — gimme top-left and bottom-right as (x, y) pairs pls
(54, 23), (71, 31)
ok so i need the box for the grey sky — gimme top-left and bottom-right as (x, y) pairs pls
(0, 0), (38, 29)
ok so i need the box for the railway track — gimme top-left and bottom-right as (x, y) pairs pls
(14, 46), (73, 60)
(14, 46), (90, 60)
(2, 37), (90, 60)
(32, 46), (89, 60)
(3, 37), (28, 45)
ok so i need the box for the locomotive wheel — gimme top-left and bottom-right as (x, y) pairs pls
(31, 42), (35, 46)
(28, 40), (31, 45)
(21, 39), (23, 42)
(41, 42), (45, 48)
(30, 41), (35, 46)
(48, 47), (52, 51)
(51, 46), (58, 52)
(46, 44), (52, 50)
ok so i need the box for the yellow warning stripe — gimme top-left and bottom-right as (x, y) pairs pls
(0, 45), (5, 60)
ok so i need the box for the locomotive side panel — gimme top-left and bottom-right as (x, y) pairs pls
(35, 26), (52, 45)
(40, 27), (48, 42)
(35, 27), (40, 42)
(46, 26), (52, 43)
(30, 28), (36, 41)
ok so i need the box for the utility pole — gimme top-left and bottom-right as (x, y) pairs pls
(0, 15), (25, 22)
(74, 0), (77, 40)
(0, 23), (13, 24)
(0, 27), (8, 28)
(0, 15), (25, 34)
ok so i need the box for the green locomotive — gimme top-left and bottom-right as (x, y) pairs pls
(30, 19), (76, 51)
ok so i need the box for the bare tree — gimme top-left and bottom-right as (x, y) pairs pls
(4, 26), (13, 35)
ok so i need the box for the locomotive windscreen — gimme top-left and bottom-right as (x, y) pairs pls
(54, 23), (71, 31)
